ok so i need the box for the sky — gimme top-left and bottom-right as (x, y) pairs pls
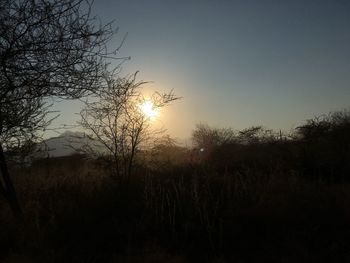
(53, 0), (350, 142)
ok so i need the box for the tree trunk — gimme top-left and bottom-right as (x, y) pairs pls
(0, 142), (23, 220)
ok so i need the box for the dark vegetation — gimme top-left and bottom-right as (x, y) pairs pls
(1, 0), (350, 262)
(0, 0), (121, 220)
(1, 111), (350, 262)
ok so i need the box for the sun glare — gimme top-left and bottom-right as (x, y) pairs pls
(139, 100), (159, 120)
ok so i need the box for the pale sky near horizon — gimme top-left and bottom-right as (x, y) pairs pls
(51, 0), (350, 142)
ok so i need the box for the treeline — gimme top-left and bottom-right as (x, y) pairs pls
(173, 110), (350, 183)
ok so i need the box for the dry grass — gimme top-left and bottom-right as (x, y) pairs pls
(1, 153), (350, 262)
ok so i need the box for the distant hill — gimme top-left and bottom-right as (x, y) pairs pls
(35, 131), (105, 158)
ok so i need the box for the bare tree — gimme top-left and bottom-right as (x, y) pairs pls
(0, 0), (124, 218)
(79, 72), (179, 186)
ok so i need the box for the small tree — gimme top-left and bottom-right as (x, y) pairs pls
(192, 124), (236, 149)
(0, 0), (123, 218)
(80, 72), (179, 185)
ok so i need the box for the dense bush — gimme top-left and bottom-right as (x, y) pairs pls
(193, 111), (350, 183)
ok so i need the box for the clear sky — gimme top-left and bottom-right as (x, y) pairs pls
(52, 0), (350, 141)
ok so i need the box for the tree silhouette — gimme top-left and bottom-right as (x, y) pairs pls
(0, 0), (123, 218)
(192, 124), (236, 149)
(79, 72), (179, 186)
(296, 110), (350, 182)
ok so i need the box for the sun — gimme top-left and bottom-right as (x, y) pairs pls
(139, 100), (159, 120)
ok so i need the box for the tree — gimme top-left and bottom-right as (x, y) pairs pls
(143, 135), (187, 170)
(0, 0), (123, 218)
(238, 126), (277, 144)
(192, 124), (236, 149)
(296, 110), (350, 182)
(79, 72), (179, 186)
